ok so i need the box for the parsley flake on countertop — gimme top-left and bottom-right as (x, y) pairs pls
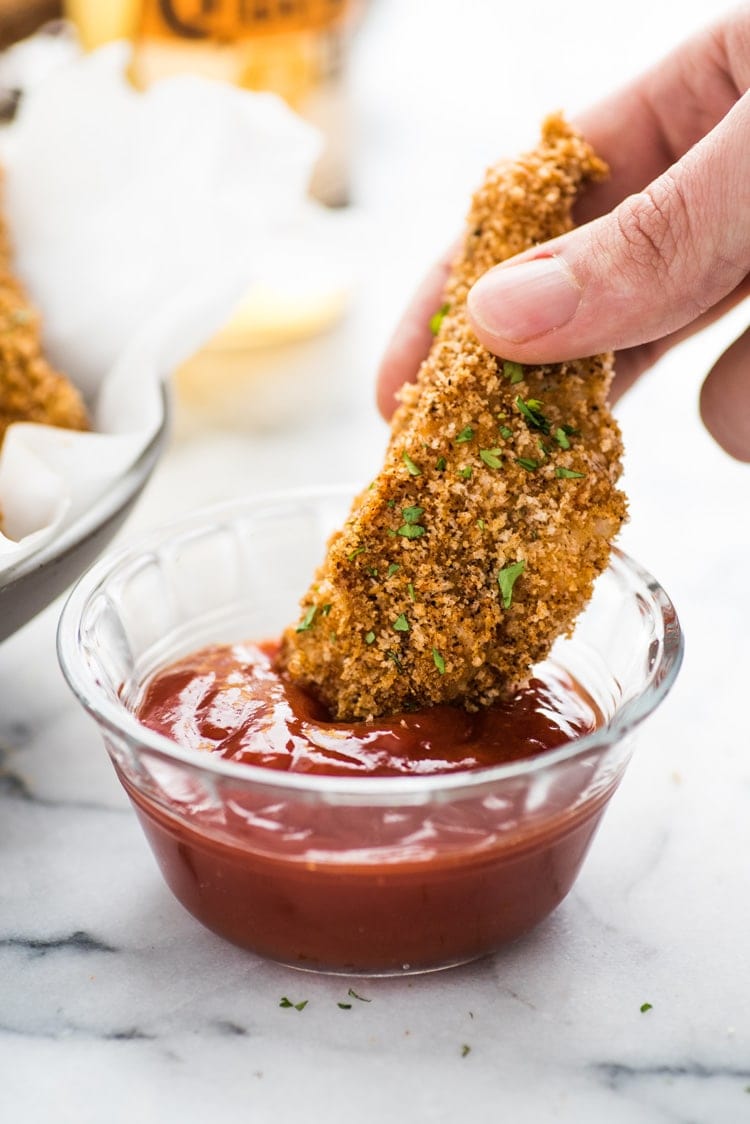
(640, 1002), (653, 1013)
(280, 997), (308, 1011)
(432, 649), (446, 675)
(295, 606), (317, 633)
(337, 1002), (353, 1010)
(393, 613), (410, 632)
(502, 360), (524, 384)
(497, 559), (526, 609)
(480, 448), (503, 469)
(556, 467), (586, 479)
(455, 425), (474, 444)
(348, 988), (371, 1002)
(402, 505), (424, 524)
(402, 451), (422, 476)
(429, 302), (450, 335)
(461, 1044), (471, 1058)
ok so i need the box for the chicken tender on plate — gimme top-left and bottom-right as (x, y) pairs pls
(0, 185), (89, 446)
(281, 115), (627, 720)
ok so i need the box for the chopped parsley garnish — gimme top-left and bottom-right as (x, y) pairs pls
(432, 649), (446, 675)
(388, 650), (403, 672)
(429, 302), (450, 335)
(435, 456), (447, 471)
(295, 605), (317, 632)
(348, 988), (371, 1003)
(461, 1044), (471, 1058)
(338, 1002), (353, 1010)
(515, 457), (539, 472)
(640, 1002), (653, 1013)
(402, 504), (424, 524)
(321, 604), (332, 616)
(398, 523), (425, 539)
(455, 425), (474, 444)
(387, 563), (400, 578)
(280, 997), (308, 1011)
(554, 427), (571, 450)
(556, 467), (586, 479)
(516, 396), (551, 434)
(480, 448), (503, 469)
(393, 613), (410, 632)
(498, 425), (513, 440)
(561, 424), (580, 436)
(367, 566), (378, 577)
(365, 631), (376, 645)
(387, 499), (396, 508)
(502, 360), (524, 384)
(477, 519), (485, 531)
(348, 546), (366, 562)
(497, 559), (526, 608)
(457, 466), (473, 479)
(408, 583), (416, 602)
(402, 451), (422, 476)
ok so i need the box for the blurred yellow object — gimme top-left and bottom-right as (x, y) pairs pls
(63, 0), (140, 48)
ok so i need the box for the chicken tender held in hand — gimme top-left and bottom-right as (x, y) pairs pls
(281, 116), (627, 720)
(0, 188), (89, 446)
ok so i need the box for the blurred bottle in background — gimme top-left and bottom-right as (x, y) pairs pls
(65, 0), (356, 207)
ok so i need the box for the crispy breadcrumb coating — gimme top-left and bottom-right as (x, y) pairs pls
(0, 183), (89, 446)
(281, 115), (627, 719)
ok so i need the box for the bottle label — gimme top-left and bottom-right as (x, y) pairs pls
(140, 1), (349, 40)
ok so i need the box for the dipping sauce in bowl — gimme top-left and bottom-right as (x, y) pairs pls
(58, 488), (683, 974)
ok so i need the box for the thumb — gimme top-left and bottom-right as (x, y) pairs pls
(467, 96), (750, 363)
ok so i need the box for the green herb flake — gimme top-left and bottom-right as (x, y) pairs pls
(398, 523), (426, 539)
(387, 529), (397, 537)
(556, 467), (586, 479)
(455, 425), (474, 444)
(408, 583), (416, 602)
(338, 1002), (353, 1010)
(480, 448), (503, 469)
(393, 613), (410, 632)
(387, 563), (400, 578)
(435, 456), (447, 471)
(365, 631), (376, 645)
(348, 988), (371, 1003)
(348, 546), (366, 562)
(502, 360), (524, 384)
(516, 396), (551, 434)
(388, 650), (403, 672)
(320, 604), (332, 616)
(498, 425), (513, 440)
(402, 451), (422, 476)
(367, 566), (378, 577)
(280, 997), (308, 1011)
(387, 499), (396, 508)
(432, 649), (446, 675)
(402, 505), (424, 524)
(477, 519), (485, 531)
(561, 424), (580, 436)
(457, 466), (473, 480)
(554, 427), (571, 450)
(640, 1002), (653, 1014)
(515, 457), (539, 472)
(497, 559), (526, 609)
(295, 605), (317, 633)
(429, 302), (450, 335)
(461, 1044), (471, 1058)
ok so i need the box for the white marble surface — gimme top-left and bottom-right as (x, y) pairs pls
(3, 1), (750, 1121)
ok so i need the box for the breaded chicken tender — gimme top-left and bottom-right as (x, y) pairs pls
(281, 115), (627, 719)
(0, 184), (89, 446)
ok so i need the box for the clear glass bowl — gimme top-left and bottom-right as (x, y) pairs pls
(57, 487), (683, 975)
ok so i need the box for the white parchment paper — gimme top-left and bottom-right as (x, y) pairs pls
(0, 41), (322, 572)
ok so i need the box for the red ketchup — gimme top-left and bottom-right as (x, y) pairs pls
(128, 641), (614, 972)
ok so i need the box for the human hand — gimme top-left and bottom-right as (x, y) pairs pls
(377, 8), (750, 460)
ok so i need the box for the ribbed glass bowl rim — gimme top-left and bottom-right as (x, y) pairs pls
(57, 486), (684, 799)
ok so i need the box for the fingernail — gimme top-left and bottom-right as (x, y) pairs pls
(468, 256), (581, 342)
